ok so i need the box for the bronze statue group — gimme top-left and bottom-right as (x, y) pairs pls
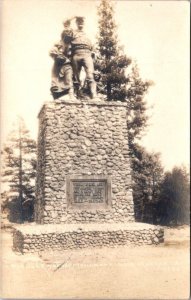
(50, 16), (98, 100)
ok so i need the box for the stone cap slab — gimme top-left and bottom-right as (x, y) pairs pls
(38, 98), (127, 118)
(14, 222), (163, 235)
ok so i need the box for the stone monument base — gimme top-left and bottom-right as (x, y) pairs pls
(13, 223), (164, 254)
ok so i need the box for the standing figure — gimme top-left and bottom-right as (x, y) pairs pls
(61, 16), (97, 99)
(49, 41), (75, 100)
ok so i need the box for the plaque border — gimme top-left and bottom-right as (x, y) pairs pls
(66, 175), (112, 210)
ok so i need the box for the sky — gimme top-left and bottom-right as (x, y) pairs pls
(0, 0), (190, 171)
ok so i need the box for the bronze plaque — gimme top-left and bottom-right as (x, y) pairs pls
(73, 181), (106, 203)
(66, 176), (111, 209)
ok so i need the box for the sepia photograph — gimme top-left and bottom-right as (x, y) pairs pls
(1, 0), (190, 299)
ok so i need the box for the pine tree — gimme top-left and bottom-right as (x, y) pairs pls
(96, 0), (153, 145)
(157, 166), (190, 225)
(132, 145), (164, 223)
(1, 117), (37, 222)
(126, 63), (153, 148)
(96, 0), (131, 100)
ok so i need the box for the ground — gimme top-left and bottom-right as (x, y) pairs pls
(1, 225), (190, 299)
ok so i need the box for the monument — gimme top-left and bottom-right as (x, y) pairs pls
(13, 16), (164, 253)
(35, 99), (134, 224)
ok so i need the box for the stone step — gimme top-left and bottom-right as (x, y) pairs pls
(13, 222), (164, 254)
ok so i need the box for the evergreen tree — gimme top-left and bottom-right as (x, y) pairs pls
(96, 0), (152, 146)
(1, 117), (36, 222)
(96, 0), (131, 100)
(132, 145), (164, 223)
(156, 166), (190, 225)
(126, 63), (153, 148)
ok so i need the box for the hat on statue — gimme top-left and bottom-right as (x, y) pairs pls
(63, 19), (71, 28)
(75, 16), (85, 24)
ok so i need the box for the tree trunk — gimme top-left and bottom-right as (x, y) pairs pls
(19, 121), (24, 222)
(107, 82), (111, 100)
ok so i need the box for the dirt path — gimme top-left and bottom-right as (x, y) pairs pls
(1, 226), (190, 299)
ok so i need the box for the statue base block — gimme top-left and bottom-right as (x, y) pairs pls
(35, 99), (135, 224)
(13, 222), (164, 253)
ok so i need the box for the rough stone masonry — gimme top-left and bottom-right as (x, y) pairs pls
(13, 98), (164, 253)
(13, 223), (164, 253)
(35, 99), (134, 224)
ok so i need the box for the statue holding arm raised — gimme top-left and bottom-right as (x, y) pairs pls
(61, 16), (97, 99)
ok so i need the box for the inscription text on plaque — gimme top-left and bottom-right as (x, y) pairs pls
(66, 176), (111, 209)
(73, 181), (105, 204)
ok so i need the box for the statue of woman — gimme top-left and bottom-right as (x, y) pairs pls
(49, 40), (75, 100)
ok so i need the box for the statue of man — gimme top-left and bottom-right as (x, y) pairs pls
(61, 16), (97, 99)
(49, 41), (75, 100)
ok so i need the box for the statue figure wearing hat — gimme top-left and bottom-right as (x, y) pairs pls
(61, 16), (97, 99)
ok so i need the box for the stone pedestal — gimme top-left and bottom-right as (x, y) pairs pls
(35, 99), (134, 224)
(13, 98), (164, 254)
